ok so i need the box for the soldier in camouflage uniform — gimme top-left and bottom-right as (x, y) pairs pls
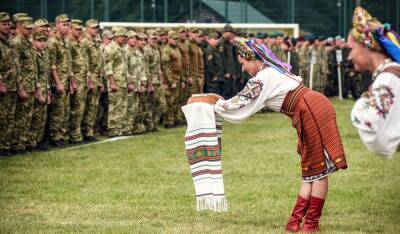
(176, 26), (190, 124)
(188, 28), (201, 95)
(68, 19), (88, 144)
(104, 28), (129, 137)
(195, 30), (205, 95)
(47, 14), (72, 146)
(124, 30), (141, 135)
(29, 32), (51, 151)
(161, 31), (182, 128)
(0, 12), (18, 155)
(144, 31), (167, 131)
(81, 19), (104, 141)
(312, 37), (329, 93)
(95, 29), (113, 135)
(11, 18), (37, 152)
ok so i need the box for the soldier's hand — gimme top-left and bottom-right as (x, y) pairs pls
(224, 73), (231, 79)
(187, 77), (194, 86)
(37, 93), (46, 105)
(111, 83), (118, 93)
(171, 82), (177, 90)
(139, 85), (146, 94)
(100, 85), (105, 93)
(148, 84), (155, 93)
(88, 79), (94, 92)
(212, 77), (218, 81)
(127, 83), (135, 92)
(181, 82), (186, 89)
(71, 79), (78, 92)
(56, 83), (64, 94)
(18, 89), (28, 102)
(0, 82), (7, 94)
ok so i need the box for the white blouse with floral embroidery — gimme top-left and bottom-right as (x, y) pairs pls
(214, 67), (302, 123)
(351, 61), (400, 158)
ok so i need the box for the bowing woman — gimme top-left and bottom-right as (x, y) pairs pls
(349, 7), (400, 159)
(193, 38), (348, 233)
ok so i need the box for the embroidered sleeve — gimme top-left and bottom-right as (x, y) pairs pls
(221, 79), (264, 110)
(214, 78), (267, 123)
(352, 84), (395, 131)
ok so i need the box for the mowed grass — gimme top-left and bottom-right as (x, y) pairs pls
(0, 99), (399, 233)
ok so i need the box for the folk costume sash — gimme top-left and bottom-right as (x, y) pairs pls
(182, 102), (227, 212)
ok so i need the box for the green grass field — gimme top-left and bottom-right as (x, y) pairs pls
(0, 99), (399, 233)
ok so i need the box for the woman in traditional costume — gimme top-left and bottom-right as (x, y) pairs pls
(189, 36), (348, 232)
(349, 7), (400, 159)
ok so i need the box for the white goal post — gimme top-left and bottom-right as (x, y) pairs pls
(100, 22), (300, 38)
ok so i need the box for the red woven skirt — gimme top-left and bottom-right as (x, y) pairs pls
(281, 85), (348, 181)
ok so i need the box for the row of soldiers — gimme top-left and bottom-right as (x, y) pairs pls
(0, 12), (246, 156)
(253, 32), (371, 98)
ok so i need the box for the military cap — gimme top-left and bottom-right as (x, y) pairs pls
(22, 20), (35, 29)
(55, 14), (70, 23)
(190, 27), (199, 33)
(326, 37), (334, 43)
(223, 24), (234, 33)
(135, 27), (145, 33)
(317, 35), (326, 41)
(13, 13), (28, 22)
(198, 30), (205, 36)
(71, 23), (83, 30)
(0, 12), (11, 22)
(209, 31), (222, 39)
(71, 19), (83, 29)
(138, 32), (148, 39)
(168, 30), (178, 39)
(86, 19), (99, 28)
(177, 26), (187, 33)
(277, 32), (284, 37)
(256, 32), (268, 39)
(32, 32), (47, 40)
(71, 19), (83, 25)
(148, 31), (158, 39)
(114, 27), (128, 37)
(305, 34), (316, 42)
(335, 35), (342, 40)
(18, 16), (33, 24)
(127, 30), (138, 38)
(269, 32), (278, 38)
(248, 33), (255, 38)
(102, 29), (114, 39)
(34, 18), (49, 27)
(111, 26), (121, 33)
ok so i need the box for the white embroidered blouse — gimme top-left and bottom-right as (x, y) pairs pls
(351, 60), (400, 158)
(214, 67), (302, 123)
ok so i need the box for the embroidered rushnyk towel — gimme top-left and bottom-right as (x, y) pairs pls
(182, 102), (227, 212)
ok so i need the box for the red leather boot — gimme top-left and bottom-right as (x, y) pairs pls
(300, 196), (325, 233)
(285, 196), (310, 232)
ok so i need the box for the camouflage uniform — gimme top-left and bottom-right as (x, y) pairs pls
(144, 42), (167, 130)
(81, 20), (103, 139)
(161, 32), (182, 126)
(47, 16), (73, 143)
(11, 30), (37, 151)
(104, 39), (129, 137)
(0, 13), (18, 153)
(188, 39), (200, 94)
(68, 30), (88, 143)
(124, 38), (140, 134)
(176, 34), (190, 123)
(29, 35), (50, 149)
(312, 45), (329, 93)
